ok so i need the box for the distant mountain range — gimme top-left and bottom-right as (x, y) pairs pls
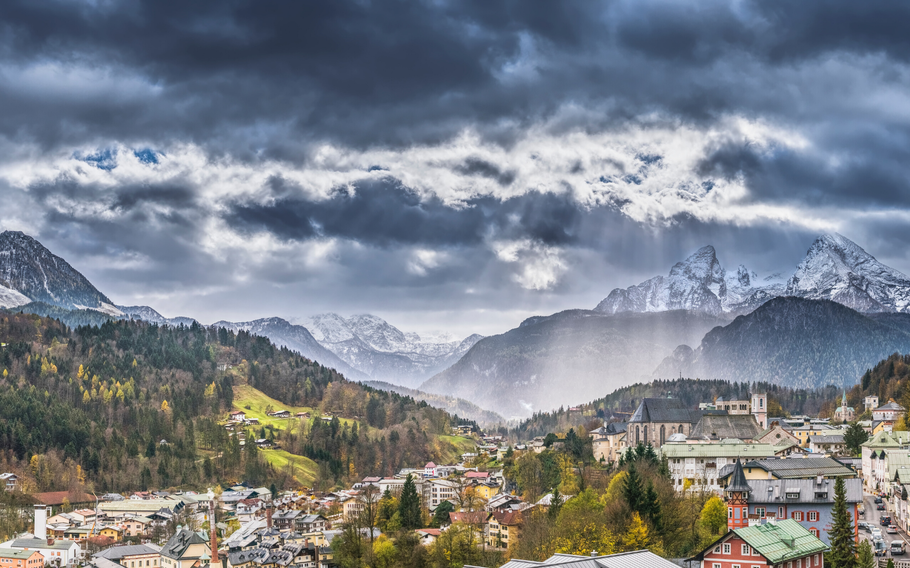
(303, 313), (482, 388)
(8, 228), (910, 420)
(421, 233), (910, 417)
(596, 233), (910, 316)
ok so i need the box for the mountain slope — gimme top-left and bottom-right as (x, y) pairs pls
(595, 233), (910, 316)
(304, 313), (482, 387)
(213, 317), (369, 381)
(656, 297), (910, 388)
(0, 231), (118, 312)
(361, 380), (506, 425)
(420, 309), (728, 419)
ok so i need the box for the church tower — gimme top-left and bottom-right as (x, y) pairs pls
(751, 392), (767, 429)
(725, 460), (752, 530)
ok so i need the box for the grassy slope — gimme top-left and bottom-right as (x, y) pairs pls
(435, 435), (478, 464)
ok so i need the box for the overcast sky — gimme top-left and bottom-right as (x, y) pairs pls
(1, 0), (909, 336)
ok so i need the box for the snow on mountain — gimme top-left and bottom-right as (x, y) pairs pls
(118, 305), (198, 326)
(213, 316), (368, 380)
(303, 313), (483, 388)
(0, 231), (113, 311)
(0, 283), (30, 309)
(595, 245), (769, 315)
(784, 233), (910, 313)
(595, 233), (908, 316)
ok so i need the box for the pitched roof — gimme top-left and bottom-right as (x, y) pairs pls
(720, 457), (856, 480)
(734, 520), (828, 563)
(161, 529), (209, 560)
(449, 511), (488, 525)
(862, 430), (909, 448)
(659, 442), (776, 459)
(629, 398), (716, 424)
(491, 510), (523, 526)
(691, 414), (762, 440)
(746, 478), (862, 504)
(875, 401), (906, 412)
(808, 435), (845, 444)
(33, 490), (93, 506)
(93, 545), (160, 560)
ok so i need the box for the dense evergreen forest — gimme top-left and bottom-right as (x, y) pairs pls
(0, 311), (462, 494)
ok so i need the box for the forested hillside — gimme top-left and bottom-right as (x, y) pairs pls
(0, 311), (466, 494)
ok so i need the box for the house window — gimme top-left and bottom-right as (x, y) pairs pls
(755, 507), (765, 517)
(742, 544), (750, 555)
(723, 544), (731, 554)
(792, 511), (803, 522)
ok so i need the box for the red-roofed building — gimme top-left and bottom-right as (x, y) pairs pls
(487, 510), (523, 550)
(464, 471), (488, 479)
(424, 462), (437, 477)
(415, 528), (442, 545)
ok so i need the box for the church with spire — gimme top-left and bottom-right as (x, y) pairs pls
(833, 390), (855, 423)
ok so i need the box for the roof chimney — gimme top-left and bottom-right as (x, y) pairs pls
(590, 550), (597, 557)
(34, 504), (47, 540)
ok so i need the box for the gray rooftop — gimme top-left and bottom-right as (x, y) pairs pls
(630, 398), (722, 424)
(478, 550), (678, 568)
(745, 478), (863, 504)
(93, 545), (160, 560)
(691, 414), (762, 440)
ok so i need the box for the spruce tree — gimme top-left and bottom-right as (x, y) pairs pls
(643, 480), (662, 531)
(856, 541), (874, 568)
(623, 462), (644, 512)
(827, 476), (857, 568)
(398, 474), (422, 530)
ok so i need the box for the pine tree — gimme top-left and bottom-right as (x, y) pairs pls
(398, 474), (422, 530)
(643, 480), (662, 531)
(623, 463), (644, 512)
(856, 541), (874, 568)
(827, 476), (857, 568)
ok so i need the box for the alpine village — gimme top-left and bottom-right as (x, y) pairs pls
(4, 237), (910, 568)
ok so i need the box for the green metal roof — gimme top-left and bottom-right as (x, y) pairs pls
(0, 550), (40, 559)
(660, 442), (776, 459)
(862, 430), (910, 448)
(735, 520), (828, 564)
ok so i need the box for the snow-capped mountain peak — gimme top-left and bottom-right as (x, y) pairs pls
(302, 312), (483, 388)
(784, 233), (910, 312)
(596, 233), (910, 316)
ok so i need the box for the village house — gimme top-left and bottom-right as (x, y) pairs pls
(861, 430), (910, 491)
(690, 414), (763, 442)
(426, 479), (458, 509)
(660, 440), (777, 492)
(230, 411), (246, 422)
(159, 529), (211, 568)
(755, 423), (800, 446)
(0, 473), (18, 491)
(628, 398), (721, 448)
(0, 550), (44, 568)
(591, 421), (627, 463)
(873, 400), (907, 423)
(718, 457), (857, 487)
(808, 434), (847, 456)
(865, 395), (880, 412)
(723, 461), (861, 544)
(688, 519), (828, 568)
(485, 510), (522, 551)
(92, 544), (161, 568)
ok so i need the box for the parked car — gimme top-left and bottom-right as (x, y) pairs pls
(859, 521), (870, 532)
(893, 541), (906, 556)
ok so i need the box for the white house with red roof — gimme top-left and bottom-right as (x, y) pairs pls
(424, 462), (437, 477)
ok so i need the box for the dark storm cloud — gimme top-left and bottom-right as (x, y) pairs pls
(225, 179), (583, 247)
(0, 0), (909, 157)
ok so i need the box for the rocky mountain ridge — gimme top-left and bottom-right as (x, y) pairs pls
(596, 233), (908, 316)
(303, 313), (483, 388)
(0, 230), (118, 312)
